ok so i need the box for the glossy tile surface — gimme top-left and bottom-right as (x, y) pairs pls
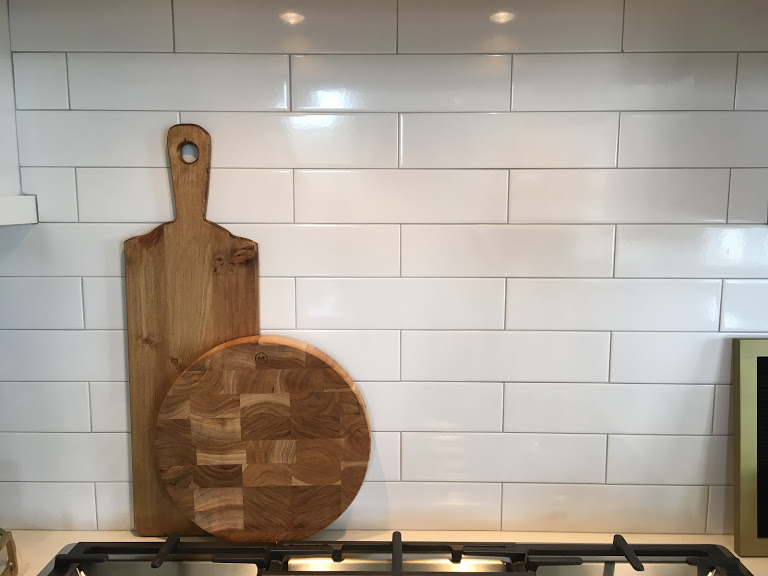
(707, 485), (734, 534)
(402, 433), (606, 483)
(82, 277), (125, 330)
(615, 225), (768, 278)
(728, 169), (768, 223)
(713, 385), (732, 436)
(504, 383), (714, 435)
(721, 280), (768, 332)
(259, 278), (296, 330)
(736, 53), (768, 110)
(207, 170), (294, 224)
(19, 168), (78, 222)
(402, 225), (614, 277)
(367, 432), (400, 482)
(89, 382), (130, 433)
(512, 53), (736, 111)
(401, 113), (618, 168)
(12, 53), (68, 109)
(295, 170), (508, 223)
(292, 55), (510, 111)
(0, 277), (83, 329)
(0, 382), (90, 432)
(77, 168), (172, 223)
(95, 482), (133, 530)
(401, 331), (609, 382)
(398, 0), (623, 53)
(0, 483), (97, 529)
(297, 278), (504, 329)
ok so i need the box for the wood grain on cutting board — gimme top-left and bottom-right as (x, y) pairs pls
(124, 124), (259, 535)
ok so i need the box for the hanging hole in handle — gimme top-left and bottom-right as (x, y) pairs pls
(179, 141), (199, 164)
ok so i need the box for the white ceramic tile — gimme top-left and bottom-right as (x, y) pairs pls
(607, 435), (732, 486)
(329, 482), (501, 530)
(90, 382), (129, 433)
(76, 168), (172, 222)
(402, 225), (614, 277)
(623, 0), (768, 52)
(367, 432), (400, 481)
(0, 382), (90, 432)
(615, 225), (768, 278)
(181, 113), (397, 169)
(721, 280), (768, 332)
(713, 385), (732, 436)
(82, 277), (125, 330)
(292, 55), (510, 112)
(728, 169), (768, 224)
(207, 170), (293, 224)
(174, 0), (395, 54)
(398, 0), (622, 53)
(0, 196), (36, 224)
(707, 485), (734, 534)
(506, 279), (720, 331)
(20, 168), (77, 222)
(402, 331), (609, 382)
(225, 225), (399, 277)
(501, 484), (708, 533)
(95, 482), (133, 530)
(0, 432), (130, 481)
(358, 382), (503, 432)
(0, 482), (97, 529)
(68, 53), (288, 111)
(736, 53), (768, 110)
(619, 112), (768, 168)
(512, 53), (736, 111)
(0, 277), (83, 329)
(400, 113), (618, 168)
(0, 223), (154, 276)
(9, 0), (172, 52)
(402, 433), (605, 483)
(508, 169), (729, 224)
(17, 111), (178, 167)
(295, 170), (508, 224)
(265, 330), (399, 382)
(0, 330), (127, 381)
(259, 278), (296, 330)
(297, 279), (504, 329)
(12, 53), (68, 109)
(610, 332), (732, 384)
(505, 383), (714, 435)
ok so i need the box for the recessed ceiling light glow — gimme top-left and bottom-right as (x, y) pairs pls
(490, 10), (515, 23)
(280, 11), (305, 25)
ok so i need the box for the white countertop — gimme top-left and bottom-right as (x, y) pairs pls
(11, 530), (768, 576)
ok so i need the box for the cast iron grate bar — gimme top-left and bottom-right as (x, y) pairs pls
(687, 556), (745, 576)
(392, 531), (403, 576)
(151, 532), (180, 568)
(612, 534), (644, 571)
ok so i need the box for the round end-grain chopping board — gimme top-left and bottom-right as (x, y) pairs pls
(154, 335), (371, 542)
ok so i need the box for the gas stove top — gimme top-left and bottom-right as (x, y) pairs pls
(39, 531), (751, 576)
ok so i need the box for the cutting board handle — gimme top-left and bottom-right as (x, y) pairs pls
(168, 124), (212, 225)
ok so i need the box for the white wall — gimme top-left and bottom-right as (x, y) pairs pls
(2, 0), (768, 534)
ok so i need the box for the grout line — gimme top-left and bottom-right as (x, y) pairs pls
(615, 112), (622, 167)
(170, 0), (176, 52)
(86, 380), (93, 432)
(710, 385), (717, 436)
(505, 170), (510, 223)
(500, 381), (505, 432)
(291, 169), (296, 222)
(717, 279), (724, 332)
(64, 53), (71, 109)
(79, 276), (86, 328)
(726, 168), (732, 223)
(732, 53), (739, 110)
(287, 55), (293, 110)
(399, 432), (403, 480)
(604, 435), (609, 483)
(620, 0), (627, 52)
(395, 0), (399, 54)
(498, 483), (503, 530)
(509, 55), (514, 110)
(398, 329), (403, 381)
(502, 278), (507, 330)
(607, 331), (614, 383)
(93, 481), (100, 529)
(704, 485), (712, 534)
(9, 49), (766, 56)
(73, 167), (80, 221)
(398, 224), (402, 276)
(293, 277), (298, 329)
(397, 113), (402, 168)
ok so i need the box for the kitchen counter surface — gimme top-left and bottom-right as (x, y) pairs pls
(11, 529), (768, 575)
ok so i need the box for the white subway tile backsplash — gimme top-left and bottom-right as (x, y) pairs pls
(292, 55), (510, 112)
(20, 168), (78, 222)
(615, 225), (768, 278)
(297, 278), (504, 329)
(736, 54), (768, 111)
(721, 280), (768, 332)
(401, 331), (609, 382)
(623, 0), (768, 52)
(504, 383), (715, 435)
(508, 169), (729, 224)
(506, 279), (720, 331)
(17, 111), (177, 167)
(82, 277), (125, 330)
(512, 53), (736, 111)
(0, 482), (97, 529)
(207, 170), (293, 224)
(174, 0), (396, 54)
(607, 435), (732, 486)
(358, 382), (503, 432)
(0, 330), (127, 381)
(398, 0), (623, 54)
(502, 484), (708, 533)
(68, 54), (288, 111)
(95, 482), (133, 530)
(0, 382), (90, 432)
(181, 113), (397, 169)
(330, 482), (501, 530)
(0, 277), (83, 329)
(295, 170), (507, 224)
(402, 225), (614, 277)
(728, 169), (768, 224)
(367, 432), (400, 481)
(225, 225), (399, 277)
(77, 168), (172, 223)
(619, 112), (768, 168)
(400, 113), (618, 168)
(12, 53), (68, 109)
(89, 382), (129, 433)
(259, 278), (296, 330)
(402, 433), (605, 483)
(9, 0), (172, 52)
(713, 385), (732, 436)
(707, 486), (734, 534)
(0, 433), (130, 481)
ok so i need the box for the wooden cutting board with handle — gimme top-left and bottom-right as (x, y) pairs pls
(124, 124), (260, 536)
(154, 335), (371, 542)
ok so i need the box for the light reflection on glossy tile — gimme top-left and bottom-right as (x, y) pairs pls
(736, 53), (768, 110)
(721, 280), (768, 332)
